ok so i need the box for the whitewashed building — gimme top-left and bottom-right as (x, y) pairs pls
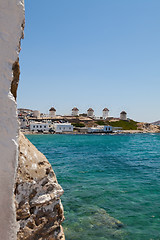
(19, 117), (29, 129)
(53, 123), (73, 133)
(103, 108), (109, 119)
(88, 125), (113, 133)
(120, 111), (127, 120)
(30, 122), (52, 132)
(33, 110), (40, 118)
(87, 108), (94, 118)
(72, 107), (79, 116)
(49, 107), (56, 118)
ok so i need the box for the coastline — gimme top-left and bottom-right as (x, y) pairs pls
(22, 129), (160, 136)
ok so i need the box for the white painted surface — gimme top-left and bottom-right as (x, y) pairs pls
(49, 110), (56, 117)
(120, 112), (127, 120)
(54, 123), (73, 133)
(87, 110), (94, 117)
(88, 126), (112, 133)
(0, 0), (25, 239)
(72, 109), (79, 116)
(30, 122), (52, 131)
(103, 110), (109, 119)
(19, 117), (28, 128)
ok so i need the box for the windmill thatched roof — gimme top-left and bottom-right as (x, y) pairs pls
(120, 111), (127, 115)
(72, 107), (79, 111)
(103, 108), (109, 111)
(87, 108), (94, 112)
(49, 107), (56, 112)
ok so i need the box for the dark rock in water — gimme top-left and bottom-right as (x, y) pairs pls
(64, 205), (125, 240)
(88, 207), (124, 229)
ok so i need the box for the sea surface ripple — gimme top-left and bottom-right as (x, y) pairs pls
(27, 133), (160, 240)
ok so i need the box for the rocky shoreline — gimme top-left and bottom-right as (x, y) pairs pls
(22, 129), (160, 136)
(15, 133), (65, 240)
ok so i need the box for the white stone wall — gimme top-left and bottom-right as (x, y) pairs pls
(103, 110), (109, 119)
(49, 111), (56, 117)
(0, 1), (25, 239)
(87, 110), (94, 117)
(120, 113), (127, 120)
(30, 122), (51, 131)
(72, 110), (79, 116)
(54, 123), (74, 133)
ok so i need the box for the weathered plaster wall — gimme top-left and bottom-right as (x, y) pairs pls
(0, 1), (25, 239)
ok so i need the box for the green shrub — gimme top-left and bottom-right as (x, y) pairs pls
(109, 120), (137, 130)
(72, 123), (85, 128)
(95, 120), (106, 125)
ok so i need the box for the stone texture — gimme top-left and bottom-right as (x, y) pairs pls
(137, 122), (160, 133)
(15, 133), (65, 240)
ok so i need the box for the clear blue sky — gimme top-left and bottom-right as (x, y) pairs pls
(18, 0), (160, 122)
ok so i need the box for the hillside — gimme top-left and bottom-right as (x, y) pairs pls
(95, 120), (138, 130)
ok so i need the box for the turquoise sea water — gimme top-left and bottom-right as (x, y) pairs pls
(26, 134), (160, 240)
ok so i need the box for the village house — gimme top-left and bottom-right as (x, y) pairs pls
(18, 116), (29, 129)
(30, 122), (52, 132)
(88, 125), (113, 133)
(53, 123), (73, 133)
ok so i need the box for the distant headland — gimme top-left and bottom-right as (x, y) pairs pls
(18, 107), (160, 134)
